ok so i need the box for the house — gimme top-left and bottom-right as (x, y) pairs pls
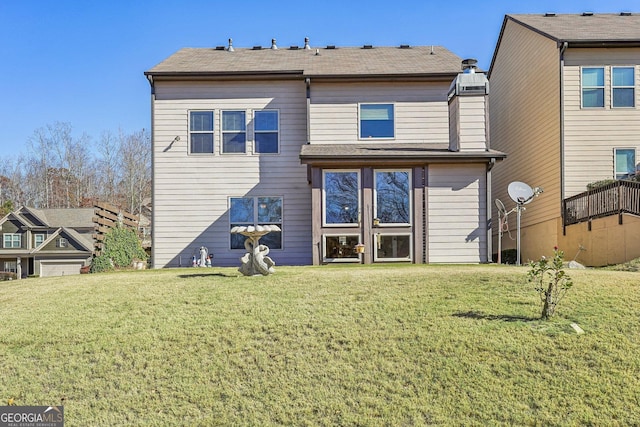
(489, 13), (640, 266)
(0, 207), (94, 277)
(145, 40), (505, 268)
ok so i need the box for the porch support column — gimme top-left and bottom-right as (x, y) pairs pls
(310, 167), (322, 265)
(16, 257), (21, 280)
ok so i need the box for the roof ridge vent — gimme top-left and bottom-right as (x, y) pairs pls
(271, 38), (278, 50)
(363, 44), (373, 49)
(621, 11), (632, 16)
(289, 45), (299, 50)
(399, 44), (411, 49)
(326, 45), (336, 49)
(227, 38), (234, 52)
(544, 12), (556, 17)
(582, 11), (594, 16)
(304, 37), (311, 50)
(215, 46), (225, 51)
(252, 45), (263, 50)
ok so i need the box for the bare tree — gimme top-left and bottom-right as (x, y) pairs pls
(96, 130), (122, 204)
(119, 129), (151, 215)
(7, 123), (150, 215)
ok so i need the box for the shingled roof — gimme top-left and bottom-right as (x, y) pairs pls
(300, 143), (506, 165)
(145, 45), (463, 79)
(506, 13), (640, 43)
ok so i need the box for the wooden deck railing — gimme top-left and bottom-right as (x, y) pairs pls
(563, 180), (640, 226)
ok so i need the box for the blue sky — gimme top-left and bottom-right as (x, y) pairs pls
(1, 0), (638, 157)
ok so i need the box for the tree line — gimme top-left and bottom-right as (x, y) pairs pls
(0, 122), (151, 217)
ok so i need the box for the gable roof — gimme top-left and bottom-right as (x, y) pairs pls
(2, 207), (95, 229)
(32, 227), (93, 255)
(489, 13), (640, 76)
(145, 46), (463, 80)
(506, 13), (640, 43)
(34, 208), (95, 228)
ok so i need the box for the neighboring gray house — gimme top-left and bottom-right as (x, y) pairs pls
(0, 207), (94, 277)
(145, 40), (505, 268)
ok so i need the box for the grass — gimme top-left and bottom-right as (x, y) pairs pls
(1, 264), (639, 426)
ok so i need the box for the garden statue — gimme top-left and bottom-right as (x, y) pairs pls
(198, 246), (209, 267)
(230, 225), (279, 276)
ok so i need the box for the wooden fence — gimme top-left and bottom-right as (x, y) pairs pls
(93, 202), (139, 255)
(563, 180), (640, 227)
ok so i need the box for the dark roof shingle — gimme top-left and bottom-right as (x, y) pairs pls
(507, 13), (640, 42)
(146, 46), (463, 78)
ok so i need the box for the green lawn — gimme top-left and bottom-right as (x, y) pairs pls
(1, 265), (639, 426)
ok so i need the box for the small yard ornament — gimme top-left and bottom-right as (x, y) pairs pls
(231, 225), (279, 276)
(198, 246), (209, 267)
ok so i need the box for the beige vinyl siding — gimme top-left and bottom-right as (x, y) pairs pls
(309, 82), (450, 144)
(427, 164), (487, 263)
(489, 19), (562, 238)
(563, 48), (640, 196)
(449, 96), (488, 151)
(152, 80), (312, 268)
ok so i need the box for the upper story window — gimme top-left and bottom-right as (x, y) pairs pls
(189, 111), (214, 154)
(34, 233), (45, 247)
(323, 170), (360, 226)
(222, 111), (246, 153)
(254, 110), (279, 153)
(360, 104), (394, 139)
(612, 67), (635, 108)
(3, 233), (21, 248)
(229, 196), (282, 249)
(581, 67), (605, 108)
(374, 170), (411, 225)
(56, 238), (68, 248)
(615, 148), (636, 180)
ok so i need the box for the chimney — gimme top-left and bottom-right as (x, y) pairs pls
(447, 59), (490, 152)
(461, 58), (478, 73)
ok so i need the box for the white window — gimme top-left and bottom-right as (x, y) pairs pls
(56, 238), (68, 248)
(254, 110), (279, 153)
(615, 148), (636, 179)
(374, 170), (411, 225)
(581, 67), (605, 108)
(373, 234), (412, 261)
(3, 233), (20, 248)
(34, 233), (45, 247)
(222, 110), (246, 153)
(612, 67), (635, 108)
(323, 234), (361, 262)
(230, 196), (282, 249)
(359, 103), (395, 139)
(3, 261), (17, 273)
(323, 170), (360, 226)
(189, 111), (214, 154)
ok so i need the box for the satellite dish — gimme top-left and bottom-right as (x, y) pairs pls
(495, 199), (507, 217)
(508, 181), (535, 205)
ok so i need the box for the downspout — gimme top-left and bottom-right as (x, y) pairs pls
(486, 158), (495, 263)
(146, 74), (156, 268)
(559, 42), (568, 235)
(485, 90), (493, 263)
(305, 78), (311, 144)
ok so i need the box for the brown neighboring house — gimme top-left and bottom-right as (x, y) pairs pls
(0, 207), (94, 277)
(489, 13), (640, 266)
